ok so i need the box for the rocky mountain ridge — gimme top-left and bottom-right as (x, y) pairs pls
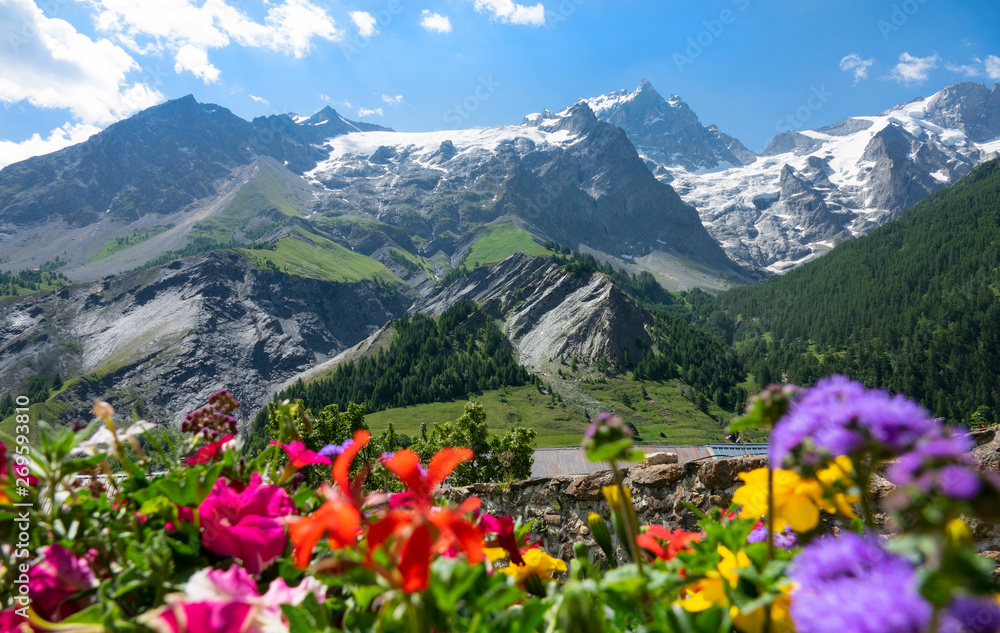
(587, 80), (1000, 272)
(0, 250), (413, 425)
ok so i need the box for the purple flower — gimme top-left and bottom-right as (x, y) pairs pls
(936, 465), (982, 500)
(939, 597), (1000, 633)
(887, 431), (982, 500)
(789, 532), (931, 633)
(747, 523), (797, 549)
(319, 438), (355, 458)
(770, 376), (939, 466)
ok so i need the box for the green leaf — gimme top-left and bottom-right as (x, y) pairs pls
(585, 438), (634, 463)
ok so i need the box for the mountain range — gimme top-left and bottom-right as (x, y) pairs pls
(1, 79), (999, 431)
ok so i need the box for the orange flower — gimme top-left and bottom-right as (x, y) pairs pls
(287, 499), (361, 568)
(636, 526), (701, 561)
(381, 448), (473, 508)
(286, 430), (372, 569)
(369, 447), (484, 592)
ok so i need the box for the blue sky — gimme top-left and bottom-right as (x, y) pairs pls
(1, 0), (999, 168)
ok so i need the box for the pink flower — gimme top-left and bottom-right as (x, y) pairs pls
(187, 434), (235, 465)
(139, 601), (255, 633)
(270, 440), (332, 484)
(0, 608), (30, 632)
(140, 564), (326, 633)
(198, 473), (294, 574)
(28, 544), (98, 621)
(270, 441), (331, 469)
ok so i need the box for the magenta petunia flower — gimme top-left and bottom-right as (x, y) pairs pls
(140, 600), (255, 633)
(140, 564), (326, 633)
(28, 544), (99, 622)
(197, 473), (295, 574)
(270, 441), (331, 468)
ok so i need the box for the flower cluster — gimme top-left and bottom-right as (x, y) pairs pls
(769, 375), (937, 467)
(180, 389), (240, 438)
(5, 379), (1000, 633)
(789, 533), (931, 633)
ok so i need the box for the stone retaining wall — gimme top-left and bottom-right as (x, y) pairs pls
(441, 430), (1000, 561)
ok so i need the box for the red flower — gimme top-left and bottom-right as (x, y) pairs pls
(332, 430), (370, 502)
(198, 473), (294, 574)
(187, 435), (234, 465)
(636, 526), (701, 561)
(481, 514), (538, 566)
(368, 448), (484, 592)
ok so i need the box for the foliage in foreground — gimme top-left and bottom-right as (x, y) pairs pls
(2, 376), (1000, 632)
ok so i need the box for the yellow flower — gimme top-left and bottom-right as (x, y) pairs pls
(733, 591), (796, 633)
(733, 462), (858, 533)
(679, 546), (750, 613)
(815, 456), (860, 519)
(602, 484), (632, 509)
(946, 518), (973, 548)
(483, 547), (509, 563)
(499, 548), (567, 587)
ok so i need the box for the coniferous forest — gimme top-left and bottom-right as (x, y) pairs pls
(256, 299), (537, 423)
(717, 158), (1000, 425)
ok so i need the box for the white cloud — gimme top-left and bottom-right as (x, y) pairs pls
(890, 52), (939, 85)
(249, 94), (270, 106)
(946, 61), (982, 78)
(420, 10), (452, 33)
(357, 107), (383, 117)
(382, 94), (403, 107)
(986, 55), (1000, 81)
(174, 44), (219, 83)
(0, 0), (162, 127)
(350, 11), (378, 37)
(84, 0), (343, 81)
(0, 123), (101, 170)
(839, 53), (874, 84)
(471, 0), (545, 26)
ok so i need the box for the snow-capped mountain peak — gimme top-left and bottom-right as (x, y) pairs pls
(582, 80), (757, 173)
(656, 81), (1000, 273)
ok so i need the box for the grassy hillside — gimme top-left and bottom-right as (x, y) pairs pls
(720, 158), (1000, 424)
(364, 378), (735, 448)
(92, 226), (172, 261)
(365, 384), (587, 448)
(224, 161), (307, 218)
(237, 228), (402, 284)
(462, 224), (553, 267)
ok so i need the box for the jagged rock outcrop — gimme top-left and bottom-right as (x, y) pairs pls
(0, 251), (413, 425)
(411, 253), (654, 374)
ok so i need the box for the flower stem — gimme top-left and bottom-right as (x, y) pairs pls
(611, 461), (643, 575)
(766, 465), (774, 633)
